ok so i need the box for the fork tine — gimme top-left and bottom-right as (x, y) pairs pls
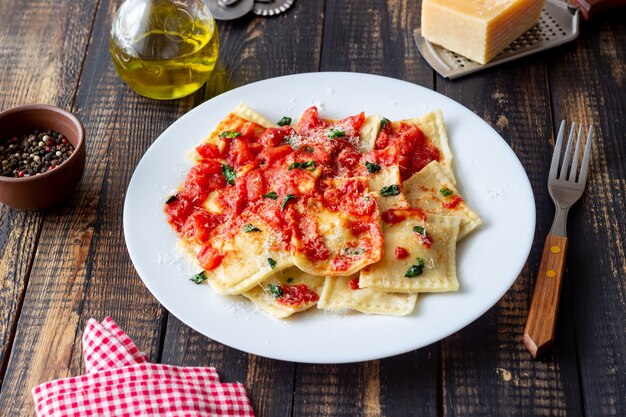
(559, 123), (577, 180)
(567, 124), (583, 182)
(578, 126), (593, 186)
(549, 121), (566, 179)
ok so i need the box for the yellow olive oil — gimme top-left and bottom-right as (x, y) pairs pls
(110, 1), (219, 100)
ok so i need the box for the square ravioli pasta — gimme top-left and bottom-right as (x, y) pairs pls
(164, 103), (480, 318)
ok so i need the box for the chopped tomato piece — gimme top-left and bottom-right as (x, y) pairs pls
(349, 277), (360, 290)
(335, 146), (362, 177)
(164, 196), (194, 232)
(258, 126), (295, 148)
(237, 121), (266, 140)
(297, 106), (327, 135)
(336, 112), (365, 133)
(195, 143), (220, 159)
(277, 284), (319, 306)
(217, 183), (247, 216)
(381, 209), (405, 225)
(294, 213), (330, 261)
(240, 170), (267, 203)
(394, 247), (409, 259)
(225, 138), (257, 168)
(197, 244), (224, 271)
(257, 144), (293, 168)
(179, 161), (225, 202)
(442, 196), (463, 209)
(181, 208), (225, 243)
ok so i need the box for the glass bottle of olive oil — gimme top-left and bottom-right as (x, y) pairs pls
(110, 0), (219, 100)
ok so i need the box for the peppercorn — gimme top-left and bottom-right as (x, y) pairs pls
(0, 129), (75, 177)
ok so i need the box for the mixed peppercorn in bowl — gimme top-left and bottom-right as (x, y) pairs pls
(0, 104), (86, 210)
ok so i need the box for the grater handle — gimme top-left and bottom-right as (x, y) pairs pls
(569, 0), (626, 19)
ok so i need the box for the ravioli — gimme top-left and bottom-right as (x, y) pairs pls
(403, 161), (482, 239)
(367, 165), (410, 212)
(415, 109), (455, 184)
(359, 214), (461, 293)
(357, 114), (382, 153)
(243, 267), (325, 318)
(290, 195), (383, 277)
(202, 213), (293, 295)
(318, 275), (418, 316)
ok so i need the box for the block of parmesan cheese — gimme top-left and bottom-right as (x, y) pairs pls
(421, 0), (545, 64)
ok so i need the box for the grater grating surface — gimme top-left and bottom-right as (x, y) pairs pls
(414, 0), (580, 79)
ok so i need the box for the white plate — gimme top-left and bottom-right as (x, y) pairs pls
(124, 72), (535, 364)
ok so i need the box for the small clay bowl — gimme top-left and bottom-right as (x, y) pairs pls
(0, 104), (86, 210)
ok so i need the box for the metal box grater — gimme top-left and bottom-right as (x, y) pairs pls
(414, 0), (580, 79)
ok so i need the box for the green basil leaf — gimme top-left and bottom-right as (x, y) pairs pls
(405, 258), (425, 278)
(222, 164), (236, 185)
(327, 128), (345, 139)
(165, 194), (179, 204)
(277, 116), (292, 126)
(380, 117), (390, 129)
(413, 226), (427, 236)
(268, 258), (277, 269)
(380, 184), (400, 196)
(190, 271), (207, 284)
(263, 191), (278, 200)
(288, 161), (316, 171)
(243, 224), (261, 233)
(281, 194), (297, 210)
(343, 247), (365, 256)
(268, 283), (283, 298)
(219, 131), (242, 139)
(364, 161), (381, 174)
(440, 187), (454, 197)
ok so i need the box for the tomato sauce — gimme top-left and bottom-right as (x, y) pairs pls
(277, 284), (319, 306)
(349, 277), (360, 290)
(394, 247), (409, 259)
(293, 210), (331, 261)
(197, 244), (224, 271)
(416, 233), (433, 249)
(165, 106), (434, 273)
(442, 196), (463, 209)
(381, 209), (406, 225)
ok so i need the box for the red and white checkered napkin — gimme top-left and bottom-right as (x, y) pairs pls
(32, 317), (255, 417)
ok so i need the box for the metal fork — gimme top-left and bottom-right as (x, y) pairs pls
(523, 121), (593, 358)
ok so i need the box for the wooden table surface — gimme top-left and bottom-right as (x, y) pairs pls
(1, 1), (624, 416)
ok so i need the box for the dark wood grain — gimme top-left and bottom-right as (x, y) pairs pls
(159, 2), (326, 417)
(0, 208), (41, 386)
(436, 58), (584, 416)
(548, 13), (626, 417)
(0, 0), (101, 394)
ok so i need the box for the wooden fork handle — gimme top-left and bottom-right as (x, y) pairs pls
(523, 235), (568, 358)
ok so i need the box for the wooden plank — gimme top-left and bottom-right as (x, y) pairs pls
(0, 0), (100, 390)
(321, 0), (432, 86)
(0, 208), (42, 385)
(436, 60), (584, 415)
(159, 2), (326, 417)
(548, 14), (626, 417)
(161, 317), (295, 417)
(293, 2), (438, 417)
(0, 0), (200, 413)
